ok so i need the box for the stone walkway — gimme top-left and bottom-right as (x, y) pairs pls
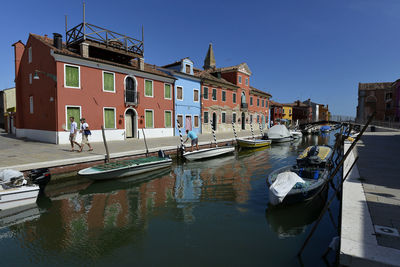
(340, 128), (400, 266)
(0, 130), (257, 171)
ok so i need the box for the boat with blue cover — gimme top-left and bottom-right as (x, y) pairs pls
(267, 146), (332, 205)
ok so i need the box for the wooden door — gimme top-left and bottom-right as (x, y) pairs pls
(185, 115), (192, 131)
(126, 113), (133, 138)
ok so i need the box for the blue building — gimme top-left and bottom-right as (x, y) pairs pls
(160, 58), (202, 136)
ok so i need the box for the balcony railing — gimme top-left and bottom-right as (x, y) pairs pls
(125, 91), (139, 105)
(241, 103), (248, 109)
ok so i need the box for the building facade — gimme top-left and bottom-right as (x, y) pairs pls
(282, 104), (293, 124)
(0, 87), (16, 133)
(13, 27), (175, 144)
(270, 101), (283, 125)
(161, 58), (201, 136)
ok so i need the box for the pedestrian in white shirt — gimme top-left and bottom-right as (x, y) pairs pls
(78, 118), (93, 152)
(67, 116), (81, 152)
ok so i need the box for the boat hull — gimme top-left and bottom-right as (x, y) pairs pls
(236, 138), (272, 148)
(269, 136), (293, 143)
(78, 158), (173, 180)
(183, 147), (235, 161)
(0, 185), (40, 211)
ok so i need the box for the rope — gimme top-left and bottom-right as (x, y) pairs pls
(176, 119), (185, 150)
(210, 120), (218, 147)
(232, 121), (237, 140)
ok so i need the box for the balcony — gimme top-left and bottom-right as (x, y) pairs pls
(241, 103), (248, 109)
(125, 91), (139, 106)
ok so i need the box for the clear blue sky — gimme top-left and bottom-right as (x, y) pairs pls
(1, 0), (400, 116)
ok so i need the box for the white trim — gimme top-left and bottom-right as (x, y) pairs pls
(176, 86), (184, 101)
(164, 110), (173, 128)
(29, 96), (34, 114)
(64, 64), (81, 89)
(203, 86), (209, 100)
(212, 88), (217, 101)
(194, 115), (199, 128)
(103, 107), (117, 129)
(65, 105), (82, 130)
(164, 83), (172, 100)
(144, 79), (154, 98)
(144, 109), (154, 128)
(203, 111), (209, 124)
(222, 90), (226, 102)
(177, 114), (184, 129)
(221, 111), (226, 123)
(29, 73), (32, 85)
(124, 107), (138, 139)
(193, 89), (199, 102)
(102, 71), (116, 93)
(28, 47), (32, 63)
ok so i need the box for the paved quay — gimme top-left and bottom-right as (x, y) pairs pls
(0, 130), (257, 172)
(341, 127), (400, 266)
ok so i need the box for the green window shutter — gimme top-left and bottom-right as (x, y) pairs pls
(104, 108), (115, 128)
(204, 112), (208, 123)
(66, 107), (81, 130)
(165, 111), (171, 127)
(203, 87), (208, 99)
(212, 89), (216, 100)
(233, 93), (236, 103)
(164, 84), (171, 99)
(103, 72), (114, 92)
(145, 80), (153, 97)
(145, 110), (153, 128)
(65, 65), (79, 87)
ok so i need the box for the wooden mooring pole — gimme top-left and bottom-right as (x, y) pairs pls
(141, 128), (149, 157)
(101, 125), (110, 163)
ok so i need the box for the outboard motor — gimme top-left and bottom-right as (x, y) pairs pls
(158, 150), (170, 159)
(29, 168), (51, 192)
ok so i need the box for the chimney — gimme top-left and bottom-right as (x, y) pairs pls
(12, 41), (25, 80)
(139, 58), (145, 71)
(53, 33), (62, 49)
(80, 42), (89, 58)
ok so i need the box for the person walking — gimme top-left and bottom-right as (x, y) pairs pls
(184, 129), (199, 152)
(78, 118), (93, 152)
(67, 116), (81, 151)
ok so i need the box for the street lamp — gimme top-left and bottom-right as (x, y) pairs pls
(33, 70), (57, 82)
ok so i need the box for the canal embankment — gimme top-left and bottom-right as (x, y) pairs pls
(340, 127), (400, 266)
(0, 130), (256, 180)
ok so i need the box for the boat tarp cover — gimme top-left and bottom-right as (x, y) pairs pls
(0, 169), (24, 183)
(268, 125), (291, 138)
(93, 157), (165, 171)
(320, 126), (331, 131)
(269, 171), (305, 205)
(298, 146), (331, 161)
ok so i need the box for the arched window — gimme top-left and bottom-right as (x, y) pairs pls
(125, 76), (137, 104)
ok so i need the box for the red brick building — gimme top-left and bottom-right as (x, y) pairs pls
(269, 101), (283, 125)
(13, 24), (175, 144)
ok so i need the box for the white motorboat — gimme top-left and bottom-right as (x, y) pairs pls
(290, 130), (303, 139)
(183, 146), (235, 161)
(266, 125), (293, 143)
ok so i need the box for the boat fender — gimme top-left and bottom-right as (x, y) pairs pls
(158, 150), (166, 158)
(313, 169), (319, 180)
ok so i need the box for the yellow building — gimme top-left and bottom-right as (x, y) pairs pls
(282, 104), (293, 124)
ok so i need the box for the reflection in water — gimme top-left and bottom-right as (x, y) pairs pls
(0, 131), (341, 266)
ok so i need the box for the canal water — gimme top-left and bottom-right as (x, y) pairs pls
(0, 132), (341, 266)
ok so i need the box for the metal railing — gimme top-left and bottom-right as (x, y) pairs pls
(241, 103), (248, 109)
(125, 91), (139, 105)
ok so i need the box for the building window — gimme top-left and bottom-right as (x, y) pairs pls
(262, 99), (264, 107)
(177, 114), (183, 128)
(29, 96), (34, 114)
(250, 97), (253, 106)
(232, 113), (236, 123)
(66, 106), (81, 130)
(164, 84), (172, 99)
(203, 87), (209, 100)
(186, 64), (191, 74)
(64, 64), (80, 88)
(238, 75), (242, 84)
(28, 47), (32, 63)
(257, 115), (260, 123)
(203, 111), (209, 123)
(386, 92), (393, 100)
(194, 115), (199, 128)
(144, 80), (154, 97)
(103, 71), (115, 92)
(164, 111), (172, 128)
(194, 89), (199, 102)
(177, 86), (183, 100)
(233, 93), (236, 103)
(222, 112), (226, 123)
(212, 88), (217, 101)
(257, 98), (260, 106)
(145, 110), (154, 128)
(104, 108), (116, 129)
(245, 78), (248, 86)
(222, 91), (226, 102)
(29, 73), (32, 84)
(250, 115), (253, 123)
(386, 102), (391, 109)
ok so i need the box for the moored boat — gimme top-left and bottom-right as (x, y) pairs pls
(183, 146), (235, 161)
(290, 130), (303, 139)
(236, 138), (272, 148)
(265, 125), (293, 143)
(267, 145), (332, 205)
(78, 150), (172, 180)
